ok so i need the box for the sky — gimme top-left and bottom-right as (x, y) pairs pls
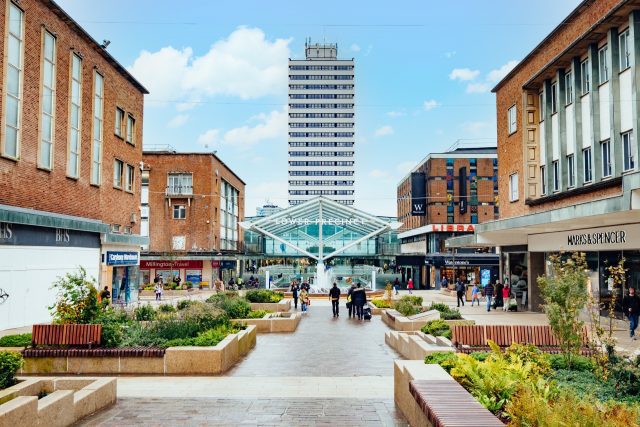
(57, 0), (581, 216)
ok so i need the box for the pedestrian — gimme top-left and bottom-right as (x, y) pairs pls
(407, 278), (414, 294)
(502, 281), (511, 312)
(154, 281), (163, 301)
(173, 275), (182, 289)
(352, 283), (366, 320)
(329, 282), (341, 317)
(471, 282), (480, 306)
(99, 286), (111, 307)
(441, 276), (448, 290)
(291, 281), (299, 310)
(494, 280), (504, 309)
(347, 283), (356, 318)
(299, 287), (310, 313)
(393, 278), (400, 295)
(484, 281), (495, 312)
(456, 278), (466, 307)
(623, 287), (640, 340)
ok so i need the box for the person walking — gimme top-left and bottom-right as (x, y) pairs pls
(352, 283), (366, 320)
(329, 283), (341, 317)
(623, 287), (640, 340)
(347, 283), (356, 318)
(441, 276), (448, 290)
(154, 282), (163, 301)
(299, 287), (310, 313)
(484, 281), (495, 312)
(456, 279), (466, 307)
(407, 278), (414, 294)
(291, 282), (299, 310)
(494, 280), (504, 309)
(99, 286), (111, 307)
(393, 278), (400, 295)
(502, 281), (511, 312)
(471, 282), (480, 307)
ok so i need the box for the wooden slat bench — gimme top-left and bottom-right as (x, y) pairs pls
(451, 325), (592, 354)
(409, 379), (503, 426)
(22, 347), (165, 358)
(32, 324), (102, 347)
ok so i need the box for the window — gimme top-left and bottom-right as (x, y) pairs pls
(220, 180), (240, 250)
(167, 173), (192, 195)
(601, 140), (612, 177)
(3, 3), (24, 158)
(115, 108), (124, 137)
(125, 164), (134, 192)
(173, 205), (186, 219)
(623, 131), (635, 171)
(508, 105), (517, 134)
(565, 72), (573, 105)
(39, 31), (56, 169)
(581, 60), (590, 95)
(68, 54), (82, 178)
(126, 114), (135, 145)
(539, 92), (545, 121)
(113, 159), (123, 188)
(509, 173), (518, 201)
(550, 83), (558, 114)
(91, 72), (104, 185)
(620, 29), (631, 70)
(552, 161), (560, 192)
(567, 154), (575, 187)
(598, 45), (609, 84)
(583, 147), (593, 182)
(540, 166), (547, 195)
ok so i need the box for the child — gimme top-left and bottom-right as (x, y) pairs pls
(471, 282), (480, 306)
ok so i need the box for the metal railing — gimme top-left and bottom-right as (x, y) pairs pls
(165, 185), (193, 196)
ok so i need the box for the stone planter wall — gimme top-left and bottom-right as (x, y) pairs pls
(139, 290), (190, 298)
(381, 309), (441, 331)
(0, 377), (116, 426)
(249, 299), (291, 313)
(233, 312), (301, 333)
(20, 325), (257, 376)
(385, 331), (454, 360)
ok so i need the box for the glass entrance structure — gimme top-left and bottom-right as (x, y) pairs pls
(240, 197), (402, 291)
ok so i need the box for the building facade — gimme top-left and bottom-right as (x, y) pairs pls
(288, 41), (355, 206)
(451, 0), (640, 314)
(396, 146), (499, 289)
(140, 151), (245, 287)
(0, 0), (148, 329)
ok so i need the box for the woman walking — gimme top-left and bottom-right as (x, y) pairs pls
(471, 282), (480, 306)
(299, 287), (310, 313)
(502, 281), (511, 311)
(407, 278), (414, 294)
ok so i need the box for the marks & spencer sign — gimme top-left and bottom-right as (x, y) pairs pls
(529, 224), (640, 252)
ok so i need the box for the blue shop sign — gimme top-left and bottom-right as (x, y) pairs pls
(106, 251), (139, 266)
(221, 260), (236, 269)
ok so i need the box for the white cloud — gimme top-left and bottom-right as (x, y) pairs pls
(197, 108), (287, 150)
(423, 99), (439, 111)
(167, 114), (189, 128)
(444, 51), (457, 59)
(369, 169), (391, 180)
(386, 111), (405, 118)
(374, 125), (394, 137)
(449, 68), (480, 81)
(466, 83), (491, 94)
(350, 43), (361, 52)
(397, 161), (418, 175)
(128, 27), (291, 106)
(487, 60), (519, 83)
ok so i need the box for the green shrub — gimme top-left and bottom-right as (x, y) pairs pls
(158, 304), (177, 313)
(118, 322), (165, 347)
(421, 319), (451, 339)
(134, 304), (156, 321)
(245, 290), (284, 303)
(0, 334), (31, 348)
(394, 299), (421, 317)
(49, 267), (101, 324)
(470, 351), (491, 362)
(95, 307), (130, 348)
(177, 300), (195, 310)
(150, 319), (201, 342)
(0, 351), (23, 390)
(547, 353), (594, 372)
(370, 299), (391, 308)
(179, 302), (229, 330)
(424, 351), (458, 372)
(399, 295), (423, 306)
(220, 298), (251, 319)
(427, 303), (463, 320)
(428, 302), (450, 313)
(246, 310), (270, 319)
(163, 324), (244, 348)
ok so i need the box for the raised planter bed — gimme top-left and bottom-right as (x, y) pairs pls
(19, 325), (257, 376)
(249, 299), (291, 313)
(233, 312), (301, 333)
(385, 331), (454, 360)
(381, 309), (441, 331)
(139, 290), (190, 298)
(0, 377), (116, 426)
(367, 302), (386, 315)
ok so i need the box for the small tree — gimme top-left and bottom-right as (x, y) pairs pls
(537, 252), (589, 368)
(49, 267), (100, 324)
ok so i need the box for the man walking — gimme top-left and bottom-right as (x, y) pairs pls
(352, 283), (366, 320)
(623, 287), (640, 340)
(329, 283), (341, 317)
(484, 281), (495, 312)
(291, 282), (299, 310)
(456, 279), (466, 307)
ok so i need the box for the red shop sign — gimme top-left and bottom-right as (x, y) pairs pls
(140, 260), (203, 269)
(211, 260), (220, 268)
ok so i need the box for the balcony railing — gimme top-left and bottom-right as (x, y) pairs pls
(165, 185), (193, 197)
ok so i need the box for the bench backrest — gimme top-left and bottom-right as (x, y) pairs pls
(32, 324), (102, 346)
(452, 325), (588, 348)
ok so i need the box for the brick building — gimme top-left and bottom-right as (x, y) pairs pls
(0, 0), (148, 329)
(395, 144), (499, 289)
(139, 151), (246, 288)
(450, 0), (640, 314)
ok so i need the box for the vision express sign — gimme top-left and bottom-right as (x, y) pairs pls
(528, 224), (640, 252)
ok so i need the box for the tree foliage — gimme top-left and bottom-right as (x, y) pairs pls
(49, 267), (100, 324)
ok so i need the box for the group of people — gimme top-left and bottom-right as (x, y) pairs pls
(290, 281), (369, 320)
(390, 277), (413, 295)
(455, 278), (516, 312)
(152, 274), (182, 301)
(290, 281), (311, 312)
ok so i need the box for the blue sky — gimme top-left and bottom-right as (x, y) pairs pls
(58, 0), (581, 216)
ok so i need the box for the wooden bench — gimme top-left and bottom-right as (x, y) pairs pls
(409, 379), (503, 426)
(32, 324), (102, 347)
(451, 324), (592, 354)
(23, 347), (165, 358)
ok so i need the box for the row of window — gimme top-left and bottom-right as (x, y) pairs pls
(289, 123), (354, 128)
(288, 151), (354, 157)
(289, 103), (354, 109)
(2, 3), (137, 185)
(289, 161), (354, 166)
(289, 132), (354, 137)
(113, 160), (135, 192)
(289, 114), (354, 119)
(289, 65), (353, 70)
(289, 180), (354, 186)
(289, 75), (354, 80)
(289, 85), (353, 90)
(290, 94), (354, 99)
(289, 170), (354, 176)
(289, 199), (354, 205)
(289, 142), (354, 147)
(289, 190), (354, 195)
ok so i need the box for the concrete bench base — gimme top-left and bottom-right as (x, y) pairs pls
(233, 312), (301, 333)
(249, 299), (291, 313)
(381, 309), (441, 331)
(385, 331), (454, 360)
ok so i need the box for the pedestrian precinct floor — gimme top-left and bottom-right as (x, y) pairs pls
(79, 299), (409, 426)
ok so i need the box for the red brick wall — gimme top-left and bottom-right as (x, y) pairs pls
(0, 0), (144, 232)
(496, 0), (625, 219)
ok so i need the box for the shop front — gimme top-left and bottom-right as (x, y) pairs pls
(139, 259), (206, 289)
(104, 250), (140, 304)
(425, 253), (499, 291)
